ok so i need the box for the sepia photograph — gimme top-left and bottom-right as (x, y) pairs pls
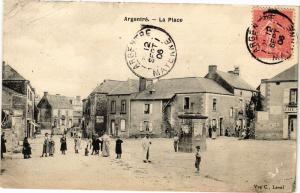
(0, 0), (299, 192)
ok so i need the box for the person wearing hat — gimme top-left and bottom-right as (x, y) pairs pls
(195, 145), (201, 174)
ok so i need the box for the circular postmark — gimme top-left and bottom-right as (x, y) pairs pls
(125, 25), (177, 79)
(246, 9), (294, 65)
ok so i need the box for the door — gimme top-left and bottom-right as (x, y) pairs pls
(288, 115), (297, 140)
(111, 120), (115, 136)
(219, 118), (223, 136)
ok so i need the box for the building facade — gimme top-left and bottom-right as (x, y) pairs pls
(256, 65), (298, 140)
(37, 92), (73, 134)
(2, 62), (38, 139)
(68, 96), (83, 127)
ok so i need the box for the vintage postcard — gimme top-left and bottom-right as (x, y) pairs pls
(1, 1), (299, 192)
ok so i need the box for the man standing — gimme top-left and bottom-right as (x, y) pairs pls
(142, 134), (152, 163)
(173, 134), (179, 152)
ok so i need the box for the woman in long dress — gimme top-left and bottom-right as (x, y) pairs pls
(41, 133), (50, 157)
(74, 135), (80, 154)
(49, 135), (55, 156)
(60, 134), (67, 155)
(142, 134), (152, 163)
(102, 134), (110, 157)
(22, 137), (32, 159)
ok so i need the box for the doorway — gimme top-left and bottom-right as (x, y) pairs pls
(110, 120), (115, 136)
(219, 118), (223, 136)
(288, 115), (297, 140)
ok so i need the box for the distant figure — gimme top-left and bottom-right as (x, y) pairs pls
(195, 146), (201, 174)
(142, 134), (152, 163)
(74, 135), (80, 154)
(85, 145), (89, 156)
(22, 137), (32, 159)
(173, 134), (179, 152)
(225, 127), (229, 137)
(115, 136), (123, 159)
(212, 126), (217, 139)
(208, 126), (212, 138)
(234, 125), (238, 137)
(49, 135), (55, 156)
(102, 133), (111, 157)
(91, 135), (96, 155)
(94, 136), (101, 155)
(60, 134), (67, 155)
(41, 133), (50, 157)
(1, 132), (6, 159)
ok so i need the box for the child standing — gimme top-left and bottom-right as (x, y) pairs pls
(85, 145), (89, 156)
(195, 146), (201, 174)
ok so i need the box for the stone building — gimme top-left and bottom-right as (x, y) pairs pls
(37, 92), (73, 134)
(2, 62), (38, 139)
(131, 77), (236, 137)
(256, 65), (298, 140)
(68, 96), (83, 127)
(205, 65), (257, 129)
(82, 80), (136, 137)
(107, 79), (139, 137)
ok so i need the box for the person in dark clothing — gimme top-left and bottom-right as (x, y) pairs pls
(22, 137), (32, 159)
(195, 146), (201, 174)
(115, 137), (123, 159)
(1, 132), (7, 159)
(60, 134), (67, 155)
(208, 126), (212, 138)
(91, 135), (96, 155)
(94, 136), (101, 155)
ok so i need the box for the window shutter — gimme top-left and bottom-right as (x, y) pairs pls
(139, 122), (143, 131)
(150, 104), (153, 114)
(283, 88), (289, 104)
(149, 122), (153, 132)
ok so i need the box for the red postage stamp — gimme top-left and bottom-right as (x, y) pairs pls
(246, 8), (295, 65)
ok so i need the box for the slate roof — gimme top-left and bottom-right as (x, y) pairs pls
(267, 65), (298, 82)
(3, 64), (26, 81)
(109, 79), (139, 95)
(2, 85), (26, 97)
(44, 94), (73, 109)
(215, 70), (256, 91)
(134, 77), (232, 100)
(91, 79), (139, 95)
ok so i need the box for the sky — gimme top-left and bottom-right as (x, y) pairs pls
(3, 0), (299, 99)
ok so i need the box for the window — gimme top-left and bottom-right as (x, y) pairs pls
(66, 110), (69, 116)
(144, 121), (150, 131)
(111, 100), (116, 113)
(276, 82), (280, 85)
(240, 91), (243, 96)
(120, 119), (126, 131)
(290, 89), (297, 105)
(213, 98), (217, 111)
(184, 97), (190, 109)
(144, 104), (151, 114)
(121, 100), (126, 113)
(58, 109), (61, 116)
(230, 107), (234, 117)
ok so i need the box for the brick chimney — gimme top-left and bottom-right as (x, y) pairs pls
(233, 66), (240, 76)
(76, 96), (81, 101)
(208, 65), (217, 73)
(139, 77), (153, 92)
(44, 91), (48, 96)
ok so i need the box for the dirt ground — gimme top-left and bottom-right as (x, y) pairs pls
(0, 135), (296, 192)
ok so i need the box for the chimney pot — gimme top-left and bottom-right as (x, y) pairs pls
(44, 91), (48, 96)
(208, 65), (217, 73)
(233, 66), (240, 76)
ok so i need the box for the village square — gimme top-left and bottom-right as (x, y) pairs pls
(0, 62), (297, 192)
(1, 1), (299, 192)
